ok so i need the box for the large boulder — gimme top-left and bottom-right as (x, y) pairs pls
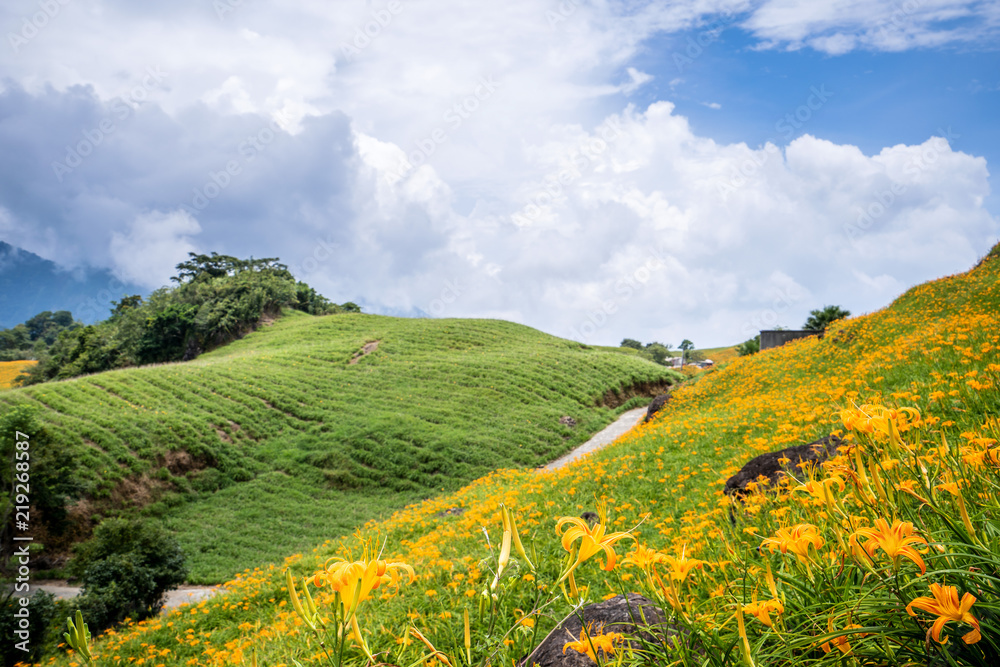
(520, 593), (683, 667)
(724, 434), (842, 499)
(643, 392), (671, 423)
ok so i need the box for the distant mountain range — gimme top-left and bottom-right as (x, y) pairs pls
(0, 242), (147, 328)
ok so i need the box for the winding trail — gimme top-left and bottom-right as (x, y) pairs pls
(18, 407), (648, 606)
(542, 407), (647, 472)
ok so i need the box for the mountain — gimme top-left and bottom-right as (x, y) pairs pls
(0, 242), (147, 327)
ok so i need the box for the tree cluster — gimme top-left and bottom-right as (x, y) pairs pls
(620, 339), (675, 366)
(0, 311), (79, 361)
(16, 252), (359, 386)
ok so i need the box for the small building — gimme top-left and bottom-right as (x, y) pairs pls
(760, 329), (823, 351)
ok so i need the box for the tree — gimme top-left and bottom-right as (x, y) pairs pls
(804, 305), (851, 331)
(679, 339), (694, 364)
(737, 335), (760, 356)
(643, 343), (670, 365)
(620, 338), (642, 350)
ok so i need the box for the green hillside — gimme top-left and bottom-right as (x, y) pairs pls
(0, 311), (679, 582)
(38, 245), (1000, 667)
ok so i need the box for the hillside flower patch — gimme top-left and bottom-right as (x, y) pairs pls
(39, 249), (1000, 666)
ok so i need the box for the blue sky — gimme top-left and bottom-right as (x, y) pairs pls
(1, 1), (998, 347)
(641, 33), (1000, 196)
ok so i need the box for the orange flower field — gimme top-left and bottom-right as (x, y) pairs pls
(0, 360), (35, 390)
(38, 246), (1000, 666)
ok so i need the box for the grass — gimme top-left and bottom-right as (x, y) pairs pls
(37, 244), (1000, 667)
(0, 359), (36, 389)
(0, 313), (680, 583)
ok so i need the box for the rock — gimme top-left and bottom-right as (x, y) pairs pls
(643, 393), (671, 423)
(435, 507), (465, 518)
(559, 416), (577, 428)
(724, 434), (842, 499)
(520, 593), (684, 667)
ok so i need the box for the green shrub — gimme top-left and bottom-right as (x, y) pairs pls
(736, 334), (760, 356)
(68, 518), (187, 635)
(0, 590), (56, 667)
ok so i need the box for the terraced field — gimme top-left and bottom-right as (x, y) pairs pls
(0, 312), (680, 581)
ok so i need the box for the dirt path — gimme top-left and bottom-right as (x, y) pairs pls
(13, 581), (222, 610)
(541, 407), (646, 471)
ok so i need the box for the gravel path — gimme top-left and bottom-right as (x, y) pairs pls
(541, 407), (646, 471)
(12, 581), (222, 610)
(16, 407), (649, 605)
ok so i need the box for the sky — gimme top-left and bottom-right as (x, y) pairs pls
(1, 0), (998, 348)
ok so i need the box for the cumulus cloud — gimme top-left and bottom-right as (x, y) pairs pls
(0, 0), (997, 346)
(743, 0), (1000, 53)
(110, 210), (201, 288)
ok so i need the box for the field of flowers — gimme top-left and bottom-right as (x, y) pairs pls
(38, 245), (1000, 666)
(0, 360), (35, 390)
(0, 314), (679, 582)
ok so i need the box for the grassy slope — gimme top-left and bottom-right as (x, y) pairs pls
(49, 248), (1000, 666)
(1, 312), (680, 582)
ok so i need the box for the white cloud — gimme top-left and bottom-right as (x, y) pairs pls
(110, 210), (201, 289)
(743, 0), (999, 53)
(0, 0), (997, 348)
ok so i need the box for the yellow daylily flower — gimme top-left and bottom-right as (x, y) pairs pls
(743, 598), (784, 628)
(849, 517), (928, 575)
(760, 524), (824, 563)
(907, 583), (981, 645)
(556, 501), (634, 595)
(310, 541), (415, 659)
(562, 624), (623, 663)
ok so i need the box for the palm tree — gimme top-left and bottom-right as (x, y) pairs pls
(804, 305), (851, 331)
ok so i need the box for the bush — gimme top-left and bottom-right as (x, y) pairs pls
(736, 334), (760, 356)
(0, 590), (57, 667)
(68, 518), (187, 635)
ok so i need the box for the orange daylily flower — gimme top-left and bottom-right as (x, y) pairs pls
(761, 524), (824, 563)
(743, 598), (784, 628)
(849, 518), (927, 574)
(659, 550), (705, 583)
(310, 542), (415, 659)
(556, 501), (634, 594)
(562, 625), (623, 662)
(907, 583), (981, 645)
(821, 622), (866, 655)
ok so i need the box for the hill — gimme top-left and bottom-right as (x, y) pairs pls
(0, 312), (680, 582)
(0, 242), (146, 328)
(46, 245), (1000, 666)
